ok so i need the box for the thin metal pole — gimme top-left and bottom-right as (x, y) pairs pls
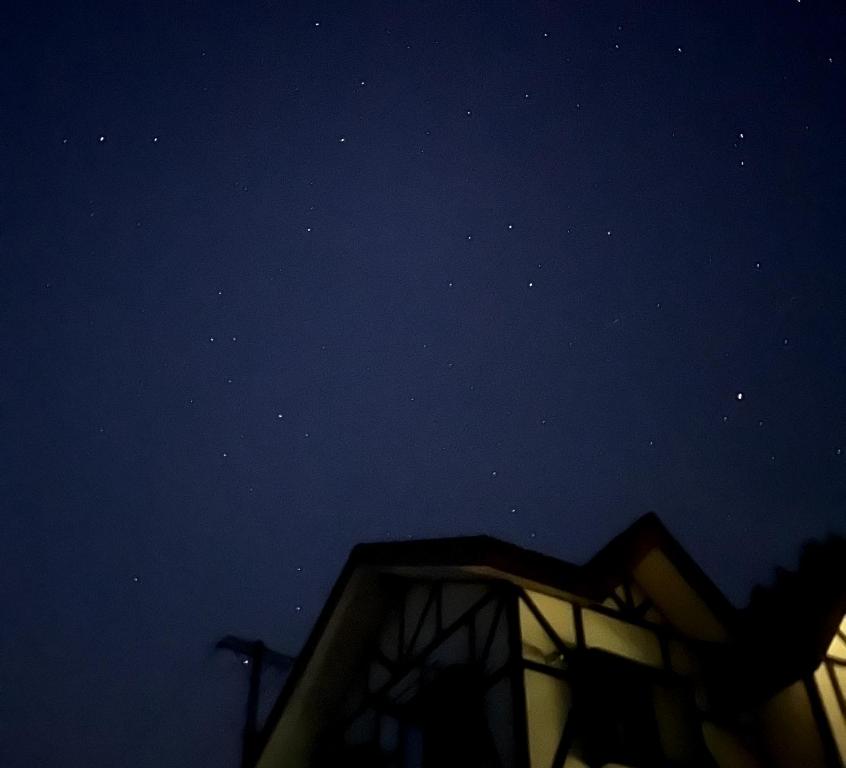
(243, 641), (264, 768)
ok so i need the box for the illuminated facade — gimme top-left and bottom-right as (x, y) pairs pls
(252, 514), (846, 768)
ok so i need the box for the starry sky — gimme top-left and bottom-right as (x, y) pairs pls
(2, 1), (845, 765)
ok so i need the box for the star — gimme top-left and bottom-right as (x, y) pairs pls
(736, 392), (744, 400)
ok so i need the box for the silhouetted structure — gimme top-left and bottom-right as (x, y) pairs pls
(241, 513), (845, 767)
(216, 636), (295, 768)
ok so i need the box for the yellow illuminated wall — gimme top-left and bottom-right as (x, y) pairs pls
(581, 609), (663, 668)
(518, 585), (713, 767)
(815, 613), (846, 765)
(524, 669), (571, 768)
(519, 590), (574, 668)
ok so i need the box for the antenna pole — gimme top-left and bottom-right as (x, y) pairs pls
(243, 640), (264, 768)
(215, 636), (295, 768)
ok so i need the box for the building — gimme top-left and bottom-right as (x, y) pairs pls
(250, 513), (846, 768)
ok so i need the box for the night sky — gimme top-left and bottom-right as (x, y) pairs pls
(2, 1), (845, 765)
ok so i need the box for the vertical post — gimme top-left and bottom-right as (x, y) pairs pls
(216, 635), (295, 768)
(804, 673), (842, 768)
(243, 641), (264, 768)
(507, 584), (531, 768)
(573, 604), (585, 650)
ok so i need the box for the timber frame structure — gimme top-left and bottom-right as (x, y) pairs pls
(250, 513), (846, 768)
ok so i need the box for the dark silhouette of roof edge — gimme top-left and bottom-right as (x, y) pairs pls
(734, 532), (846, 697)
(348, 512), (738, 624)
(349, 533), (589, 593)
(584, 511), (739, 628)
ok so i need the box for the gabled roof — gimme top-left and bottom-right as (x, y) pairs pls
(583, 512), (739, 634)
(351, 511), (737, 623)
(253, 511), (743, 766)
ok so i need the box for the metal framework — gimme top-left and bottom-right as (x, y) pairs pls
(810, 622), (846, 767)
(215, 636), (295, 768)
(823, 625), (846, 716)
(312, 578), (518, 767)
(518, 578), (716, 768)
(308, 574), (724, 768)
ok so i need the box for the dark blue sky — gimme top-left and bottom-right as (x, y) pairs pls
(1, 1), (844, 766)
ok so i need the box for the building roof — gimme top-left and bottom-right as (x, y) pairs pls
(252, 512), (845, 766)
